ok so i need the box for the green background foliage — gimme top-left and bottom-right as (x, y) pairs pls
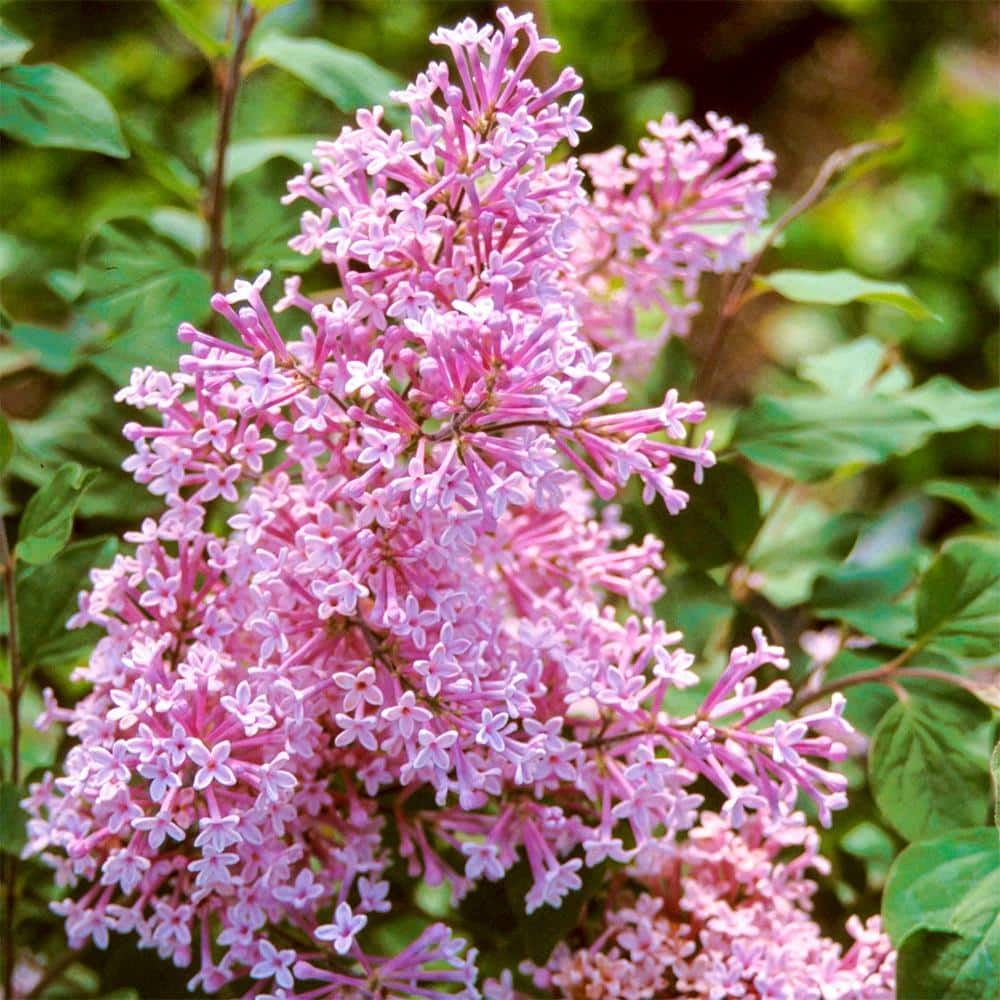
(1, 1), (997, 996)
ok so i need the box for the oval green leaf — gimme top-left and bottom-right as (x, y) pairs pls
(755, 268), (934, 319)
(733, 394), (932, 481)
(0, 63), (128, 157)
(870, 687), (994, 842)
(913, 536), (1000, 659)
(253, 32), (402, 115)
(884, 827), (1000, 945)
(16, 462), (98, 565)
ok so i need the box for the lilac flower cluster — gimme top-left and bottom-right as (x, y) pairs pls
(512, 812), (895, 999)
(23, 10), (890, 998)
(572, 113), (774, 369)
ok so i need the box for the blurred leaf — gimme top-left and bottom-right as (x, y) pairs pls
(7, 322), (91, 375)
(849, 494), (929, 566)
(734, 395), (931, 481)
(870, 686), (993, 842)
(884, 827), (1000, 945)
(149, 207), (207, 256)
(750, 500), (861, 607)
(80, 218), (211, 383)
(798, 336), (911, 397)
(0, 232), (30, 280)
(813, 552), (919, 613)
(18, 536), (116, 667)
(654, 461), (760, 570)
(656, 570), (733, 662)
(218, 135), (320, 182)
(45, 269), (84, 303)
(253, 32), (402, 114)
(155, 0), (225, 60)
(0, 416), (12, 473)
(16, 462), (97, 565)
(926, 480), (1000, 530)
(841, 820), (895, 865)
(903, 376), (1000, 433)
(8, 375), (160, 521)
(0, 63), (128, 157)
(123, 120), (202, 204)
(754, 269), (934, 319)
(993, 742), (999, 828)
(0, 781), (27, 855)
(228, 171), (311, 274)
(913, 537), (1000, 659)
(0, 18), (31, 67)
(0, 685), (60, 772)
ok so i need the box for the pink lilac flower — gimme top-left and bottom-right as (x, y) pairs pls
(23, 9), (889, 999)
(514, 811), (894, 999)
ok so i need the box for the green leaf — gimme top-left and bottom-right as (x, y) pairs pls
(754, 269), (934, 319)
(654, 461), (760, 570)
(0, 416), (12, 474)
(16, 463), (97, 565)
(217, 135), (321, 183)
(253, 32), (401, 114)
(79, 217), (212, 383)
(155, 0), (225, 60)
(913, 537), (1000, 659)
(0, 686), (61, 772)
(123, 120), (202, 204)
(798, 336), (911, 397)
(0, 781), (27, 855)
(733, 394), (931, 481)
(45, 268), (84, 302)
(993, 742), (1000, 829)
(7, 322), (90, 375)
(903, 376), (1000, 433)
(18, 536), (117, 667)
(898, 923), (1000, 1000)
(749, 499), (861, 607)
(0, 63), (128, 157)
(884, 827), (1000, 945)
(813, 552), (920, 613)
(149, 207), (207, 256)
(926, 480), (1000, 530)
(7, 374), (160, 522)
(0, 19), (31, 67)
(870, 687), (994, 842)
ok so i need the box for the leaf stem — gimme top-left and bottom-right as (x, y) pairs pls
(694, 138), (900, 398)
(206, 1), (257, 292)
(789, 640), (985, 713)
(1, 514), (20, 1000)
(25, 948), (81, 1000)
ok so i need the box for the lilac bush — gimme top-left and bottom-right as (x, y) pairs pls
(23, 10), (895, 998)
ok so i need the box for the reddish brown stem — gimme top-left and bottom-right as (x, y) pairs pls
(206, 1), (257, 292)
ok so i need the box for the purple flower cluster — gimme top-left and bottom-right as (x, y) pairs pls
(513, 811), (894, 999)
(24, 10), (889, 998)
